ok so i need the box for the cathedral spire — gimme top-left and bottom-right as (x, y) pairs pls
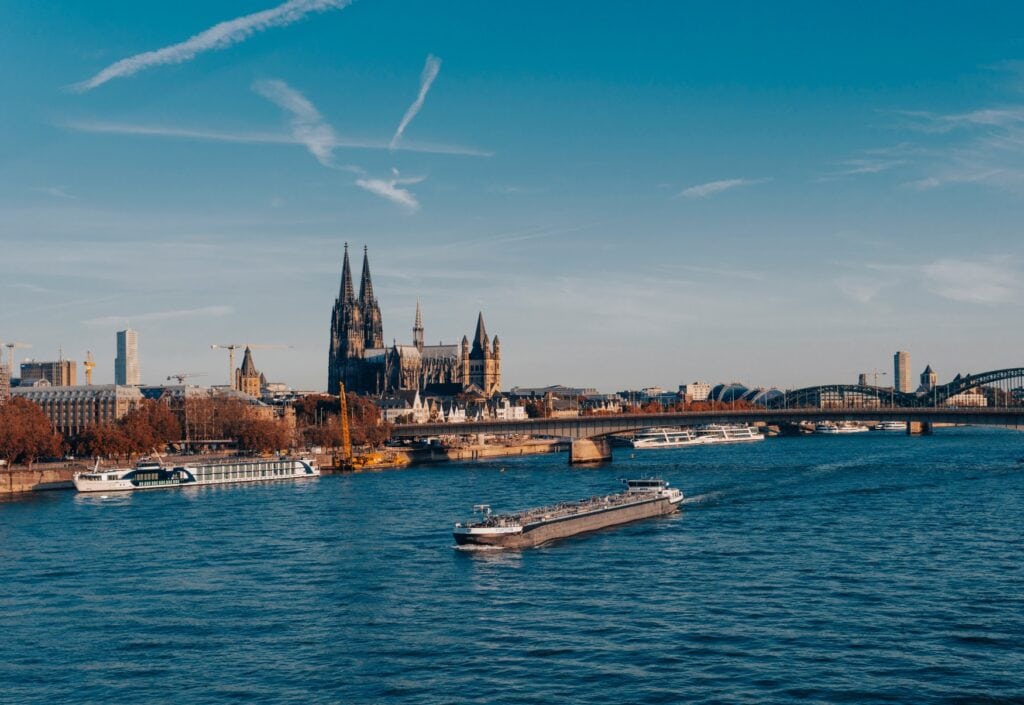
(358, 244), (376, 305)
(339, 242), (356, 303)
(413, 300), (424, 351)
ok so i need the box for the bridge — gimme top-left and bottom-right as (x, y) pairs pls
(769, 367), (1024, 408)
(390, 407), (1024, 463)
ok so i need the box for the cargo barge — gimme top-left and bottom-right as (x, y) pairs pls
(453, 478), (683, 549)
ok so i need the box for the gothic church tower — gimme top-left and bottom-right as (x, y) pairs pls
(328, 243), (364, 391)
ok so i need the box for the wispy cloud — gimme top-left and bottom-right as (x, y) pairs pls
(834, 276), (891, 304)
(72, 0), (350, 92)
(866, 257), (1021, 304)
(892, 107), (1024, 133)
(355, 170), (424, 211)
(61, 120), (493, 157)
(84, 305), (234, 327)
(818, 157), (907, 181)
(391, 54), (442, 149)
(917, 258), (1020, 304)
(678, 178), (769, 199)
(252, 79), (341, 167)
(34, 186), (79, 200)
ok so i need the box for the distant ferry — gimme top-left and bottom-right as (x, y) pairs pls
(73, 456), (319, 493)
(631, 424), (763, 450)
(873, 421), (907, 432)
(631, 427), (706, 449)
(814, 422), (869, 435)
(696, 424), (764, 444)
(453, 479), (684, 549)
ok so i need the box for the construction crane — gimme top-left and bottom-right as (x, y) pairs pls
(84, 351), (96, 385)
(0, 341), (31, 380)
(861, 370), (888, 387)
(338, 382), (352, 468)
(166, 372), (205, 384)
(210, 343), (291, 390)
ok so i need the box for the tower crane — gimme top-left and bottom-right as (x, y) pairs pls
(0, 341), (32, 380)
(166, 372), (205, 384)
(861, 370), (888, 387)
(210, 343), (292, 390)
(84, 351), (96, 385)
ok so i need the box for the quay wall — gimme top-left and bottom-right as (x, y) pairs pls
(1, 466), (77, 494)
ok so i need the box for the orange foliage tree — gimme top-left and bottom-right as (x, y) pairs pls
(0, 397), (64, 469)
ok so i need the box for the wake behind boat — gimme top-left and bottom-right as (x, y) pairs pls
(74, 456), (319, 493)
(453, 478), (683, 549)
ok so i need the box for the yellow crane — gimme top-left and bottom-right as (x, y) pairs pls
(210, 343), (291, 390)
(84, 351), (95, 385)
(338, 382), (352, 467)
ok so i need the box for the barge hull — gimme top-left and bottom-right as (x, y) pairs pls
(454, 496), (678, 549)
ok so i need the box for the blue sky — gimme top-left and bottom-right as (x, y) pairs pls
(2, 1), (1023, 391)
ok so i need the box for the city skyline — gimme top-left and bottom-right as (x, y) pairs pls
(3, 2), (1023, 391)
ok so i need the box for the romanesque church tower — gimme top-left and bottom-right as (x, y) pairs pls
(460, 312), (501, 396)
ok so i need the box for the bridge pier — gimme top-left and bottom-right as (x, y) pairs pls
(907, 421), (934, 435)
(569, 438), (612, 464)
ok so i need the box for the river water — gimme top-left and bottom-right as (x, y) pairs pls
(2, 427), (1023, 704)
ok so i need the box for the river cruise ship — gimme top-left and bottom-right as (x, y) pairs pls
(453, 478), (684, 549)
(73, 456), (319, 493)
(814, 422), (869, 435)
(873, 421), (907, 432)
(631, 427), (707, 449)
(696, 424), (764, 444)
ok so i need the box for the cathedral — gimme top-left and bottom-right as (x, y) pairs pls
(328, 244), (501, 397)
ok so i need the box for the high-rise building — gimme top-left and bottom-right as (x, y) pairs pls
(115, 329), (140, 386)
(893, 351), (911, 393)
(21, 359), (76, 386)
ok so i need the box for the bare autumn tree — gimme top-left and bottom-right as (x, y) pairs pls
(0, 397), (63, 470)
(115, 399), (182, 458)
(347, 393), (391, 447)
(74, 422), (131, 461)
(236, 418), (291, 454)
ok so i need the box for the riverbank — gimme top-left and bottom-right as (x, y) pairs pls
(321, 438), (568, 473)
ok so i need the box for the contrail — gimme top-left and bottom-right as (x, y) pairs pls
(390, 54), (441, 149)
(252, 79), (338, 166)
(72, 0), (351, 92)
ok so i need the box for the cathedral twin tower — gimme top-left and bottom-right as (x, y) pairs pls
(328, 244), (501, 397)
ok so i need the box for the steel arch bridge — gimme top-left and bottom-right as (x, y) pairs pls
(769, 367), (1024, 409)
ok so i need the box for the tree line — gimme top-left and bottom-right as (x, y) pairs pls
(0, 392), (391, 469)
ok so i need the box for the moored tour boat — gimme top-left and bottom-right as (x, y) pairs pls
(73, 456), (319, 493)
(631, 427), (707, 449)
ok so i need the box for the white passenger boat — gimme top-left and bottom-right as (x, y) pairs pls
(73, 456), (319, 493)
(696, 424), (764, 444)
(814, 422), (869, 435)
(631, 427), (708, 449)
(873, 421), (906, 432)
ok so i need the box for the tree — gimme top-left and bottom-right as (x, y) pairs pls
(236, 418), (291, 454)
(0, 397), (63, 469)
(117, 399), (182, 458)
(74, 422), (131, 461)
(347, 393), (391, 447)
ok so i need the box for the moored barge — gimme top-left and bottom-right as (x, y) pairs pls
(453, 478), (683, 549)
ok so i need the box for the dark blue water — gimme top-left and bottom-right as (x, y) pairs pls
(2, 428), (1023, 704)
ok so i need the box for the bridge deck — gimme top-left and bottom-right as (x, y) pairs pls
(389, 408), (1024, 439)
